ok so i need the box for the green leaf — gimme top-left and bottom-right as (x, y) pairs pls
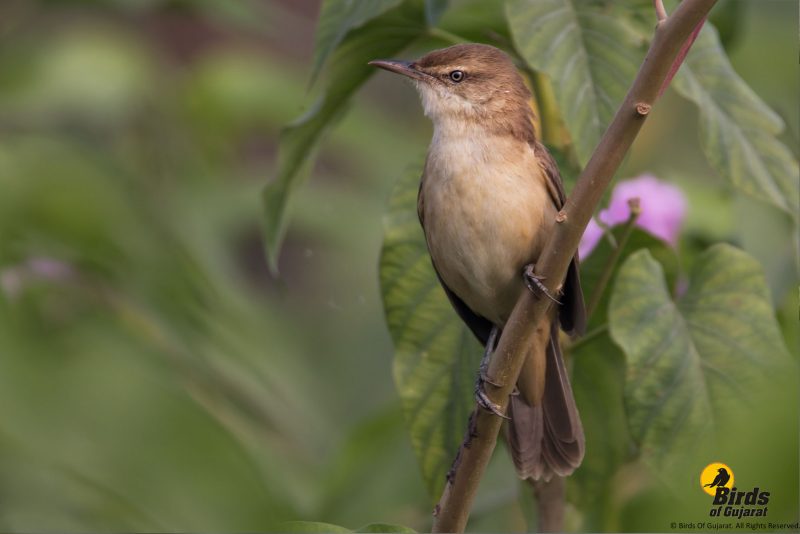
(435, 0), (508, 45)
(580, 226), (678, 329)
(379, 162), (481, 500)
(262, 1), (429, 273)
(609, 245), (792, 472)
(569, 334), (631, 532)
(671, 25), (799, 219)
(283, 521), (352, 533)
(506, 0), (646, 166)
(355, 523), (416, 533)
(311, 0), (405, 83)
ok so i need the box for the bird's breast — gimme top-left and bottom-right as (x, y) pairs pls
(422, 134), (555, 325)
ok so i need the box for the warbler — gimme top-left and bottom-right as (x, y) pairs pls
(371, 43), (586, 480)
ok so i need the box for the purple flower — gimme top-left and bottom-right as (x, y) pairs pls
(1, 256), (75, 299)
(579, 174), (687, 258)
(579, 217), (604, 259)
(26, 257), (73, 280)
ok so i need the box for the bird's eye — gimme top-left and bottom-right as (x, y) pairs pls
(449, 70), (465, 82)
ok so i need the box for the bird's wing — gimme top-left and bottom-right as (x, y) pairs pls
(533, 141), (587, 337)
(418, 174), (494, 345)
(507, 319), (585, 479)
(533, 141), (568, 208)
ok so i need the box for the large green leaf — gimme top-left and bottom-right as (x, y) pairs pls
(568, 334), (631, 532)
(311, 0), (405, 83)
(379, 162), (481, 499)
(671, 25), (799, 219)
(434, 0), (508, 44)
(579, 226), (678, 329)
(263, 1), (429, 273)
(609, 245), (792, 472)
(506, 0), (646, 166)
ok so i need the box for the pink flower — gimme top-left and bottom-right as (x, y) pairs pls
(579, 217), (604, 259)
(579, 174), (687, 258)
(0, 257), (74, 299)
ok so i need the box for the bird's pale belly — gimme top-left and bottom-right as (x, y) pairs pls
(423, 166), (554, 325)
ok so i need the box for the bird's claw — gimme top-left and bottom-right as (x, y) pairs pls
(475, 380), (510, 419)
(478, 361), (502, 388)
(523, 264), (562, 305)
(478, 326), (502, 387)
(474, 325), (508, 418)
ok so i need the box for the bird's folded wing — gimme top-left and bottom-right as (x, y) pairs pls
(533, 141), (587, 337)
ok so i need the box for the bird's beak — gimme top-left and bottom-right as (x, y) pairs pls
(368, 59), (429, 82)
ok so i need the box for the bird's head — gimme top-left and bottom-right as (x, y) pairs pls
(370, 43), (535, 140)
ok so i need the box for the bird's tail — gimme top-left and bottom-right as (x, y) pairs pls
(505, 321), (584, 481)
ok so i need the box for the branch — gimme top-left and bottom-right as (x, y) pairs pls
(529, 477), (565, 533)
(526, 200), (641, 533)
(430, 1), (717, 531)
(654, 0), (668, 22)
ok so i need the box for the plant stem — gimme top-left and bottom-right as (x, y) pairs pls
(430, 2), (717, 532)
(528, 477), (565, 532)
(585, 198), (642, 319)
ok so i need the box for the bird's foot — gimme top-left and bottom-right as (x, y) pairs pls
(475, 380), (509, 419)
(474, 326), (509, 419)
(523, 264), (562, 305)
(478, 326), (501, 387)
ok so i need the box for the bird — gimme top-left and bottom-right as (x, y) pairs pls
(370, 43), (586, 481)
(705, 468), (730, 488)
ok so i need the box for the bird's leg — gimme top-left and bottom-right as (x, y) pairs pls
(523, 263), (562, 305)
(474, 326), (509, 419)
(478, 326), (500, 386)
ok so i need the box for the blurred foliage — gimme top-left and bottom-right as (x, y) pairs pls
(0, 0), (797, 532)
(0, 0), (427, 530)
(261, 0), (436, 272)
(285, 521), (416, 532)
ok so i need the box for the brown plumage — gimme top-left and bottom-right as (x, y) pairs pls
(371, 43), (586, 480)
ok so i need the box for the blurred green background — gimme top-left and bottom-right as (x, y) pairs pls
(0, 0), (796, 531)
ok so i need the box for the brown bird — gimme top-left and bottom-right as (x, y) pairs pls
(370, 43), (586, 480)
